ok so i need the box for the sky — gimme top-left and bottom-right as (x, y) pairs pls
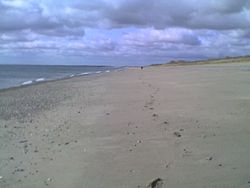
(0, 0), (250, 66)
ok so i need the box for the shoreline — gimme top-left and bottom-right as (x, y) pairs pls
(1, 62), (250, 188)
(0, 68), (122, 93)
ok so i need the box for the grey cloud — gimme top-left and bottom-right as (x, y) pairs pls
(1, 0), (250, 33)
(105, 0), (193, 28)
(0, 31), (36, 43)
(104, 0), (250, 30)
(121, 28), (201, 48)
(71, 0), (109, 11)
(240, 29), (250, 38)
(0, 0), (85, 37)
(116, 27), (250, 60)
(34, 26), (85, 37)
(1, 0), (250, 65)
(0, 5), (59, 32)
(208, 0), (249, 14)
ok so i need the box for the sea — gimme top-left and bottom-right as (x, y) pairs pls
(0, 64), (115, 90)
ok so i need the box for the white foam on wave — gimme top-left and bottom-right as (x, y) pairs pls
(69, 74), (75, 77)
(36, 78), (45, 82)
(80, 72), (91, 75)
(105, 70), (110, 73)
(22, 80), (33, 85)
(95, 71), (102, 74)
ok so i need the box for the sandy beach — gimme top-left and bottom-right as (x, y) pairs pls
(1, 62), (250, 188)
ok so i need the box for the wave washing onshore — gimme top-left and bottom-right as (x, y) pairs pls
(0, 65), (117, 90)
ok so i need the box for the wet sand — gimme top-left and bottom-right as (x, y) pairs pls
(1, 63), (250, 188)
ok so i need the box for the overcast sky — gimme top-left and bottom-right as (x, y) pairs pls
(0, 0), (250, 65)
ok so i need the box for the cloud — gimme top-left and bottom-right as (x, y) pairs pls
(0, 30), (37, 43)
(121, 28), (201, 46)
(1, 0), (250, 65)
(1, 0), (250, 32)
(105, 0), (250, 30)
(0, 0), (87, 37)
(34, 26), (85, 37)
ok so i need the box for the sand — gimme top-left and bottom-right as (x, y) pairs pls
(1, 63), (250, 188)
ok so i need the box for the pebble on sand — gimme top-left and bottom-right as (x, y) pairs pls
(19, 140), (28, 143)
(137, 140), (142, 144)
(9, 157), (15, 160)
(148, 178), (163, 188)
(207, 157), (213, 161)
(173, 131), (181, 137)
(44, 177), (53, 186)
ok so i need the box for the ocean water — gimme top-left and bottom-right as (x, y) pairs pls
(0, 64), (114, 90)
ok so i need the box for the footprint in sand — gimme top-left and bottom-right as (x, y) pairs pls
(147, 178), (164, 188)
(173, 131), (181, 137)
(152, 113), (159, 121)
(152, 113), (158, 117)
